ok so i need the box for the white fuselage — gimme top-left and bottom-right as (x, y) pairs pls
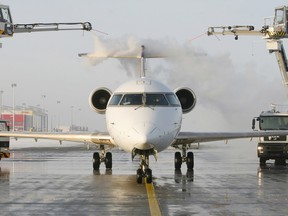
(105, 77), (182, 153)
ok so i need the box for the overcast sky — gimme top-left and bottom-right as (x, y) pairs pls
(1, 0), (288, 132)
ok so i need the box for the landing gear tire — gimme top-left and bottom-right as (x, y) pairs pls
(93, 152), (101, 170)
(105, 152), (112, 169)
(145, 168), (152, 184)
(175, 152), (182, 170)
(186, 152), (194, 170)
(136, 169), (143, 184)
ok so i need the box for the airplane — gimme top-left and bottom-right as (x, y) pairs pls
(2, 45), (288, 184)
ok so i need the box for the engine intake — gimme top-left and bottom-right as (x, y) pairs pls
(175, 87), (196, 114)
(89, 88), (112, 114)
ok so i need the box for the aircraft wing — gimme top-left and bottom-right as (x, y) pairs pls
(173, 131), (288, 146)
(0, 131), (115, 146)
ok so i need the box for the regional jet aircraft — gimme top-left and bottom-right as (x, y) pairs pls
(1, 46), (288, 184)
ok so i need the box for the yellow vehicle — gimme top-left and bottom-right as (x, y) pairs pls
(0, 120), (10, 160)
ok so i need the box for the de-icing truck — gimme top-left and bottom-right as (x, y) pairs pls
(252, 105), (288, 165)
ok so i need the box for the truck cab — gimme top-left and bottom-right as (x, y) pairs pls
(252, 105), (288, 165)
(0, 4), (13, 37)
(273, 6), (288, 33)
(0, 120), (10, 160)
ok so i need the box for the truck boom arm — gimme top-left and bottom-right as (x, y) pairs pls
(207, 26), (264, 38)
(13, 22), (92, 33)
(208, 25), (288, 87)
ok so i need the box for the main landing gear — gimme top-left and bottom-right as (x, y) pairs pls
(92, 145), (112, 171)
(174, 144), (194, 171)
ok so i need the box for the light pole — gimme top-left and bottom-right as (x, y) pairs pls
(22, 103), (26, 131)
(57, 100), (61, 130)
(11, 83), (17, 131)
(70, 106), (74, 131)
(0, 90), (3, 119)
(78, 108), (82, 130)
(41, 95), (46, 131)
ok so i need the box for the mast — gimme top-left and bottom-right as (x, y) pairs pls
(140, 45), (146, 78)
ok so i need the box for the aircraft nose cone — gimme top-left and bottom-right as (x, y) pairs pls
(134, 135), (155, 150)
(136, 135), (148, 145)
(129, 122), (161, 150)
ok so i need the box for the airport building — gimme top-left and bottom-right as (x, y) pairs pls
(0, 105), (88, 132)
(0, 105), (48, 131)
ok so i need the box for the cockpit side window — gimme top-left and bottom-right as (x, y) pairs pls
(146, 94), (168, 106)
(120, 94), (143, 105)
(166, 93), (180, 106)
(109, 94), (123, 105)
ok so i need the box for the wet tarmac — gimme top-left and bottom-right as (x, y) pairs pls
(1, 140), (288, 215)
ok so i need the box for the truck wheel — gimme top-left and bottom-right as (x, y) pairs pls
(260, 158), (266, 165)
(275, 158), (286, 166)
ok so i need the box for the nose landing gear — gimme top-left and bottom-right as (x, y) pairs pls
(133, 148), (157, 184)
(136, 154), (153, 184)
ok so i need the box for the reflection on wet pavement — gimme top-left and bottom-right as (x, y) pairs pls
(0, 140), (288, 215)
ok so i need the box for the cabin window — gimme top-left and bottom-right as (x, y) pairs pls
(109, 94), (123, 105)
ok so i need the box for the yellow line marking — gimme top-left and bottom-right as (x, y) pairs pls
(146, 182), (162, 216)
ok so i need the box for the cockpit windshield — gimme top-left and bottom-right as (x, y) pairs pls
(120, 94), (142, 105)
(146, 94), (168, 106)
(108, 93), (180, 107)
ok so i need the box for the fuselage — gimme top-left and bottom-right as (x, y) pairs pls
(105, 77), (183, 153)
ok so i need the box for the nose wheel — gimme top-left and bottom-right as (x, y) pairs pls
(136, 152), (153, 184)
(136, 167), (153, 184)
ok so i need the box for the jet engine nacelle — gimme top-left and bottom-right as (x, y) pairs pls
(175, 87), (196, 114)
(89, 88), (112, 114)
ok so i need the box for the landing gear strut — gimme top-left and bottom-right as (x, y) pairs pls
(174, 144), (194, 170)
(136, 154), (153, 184)
(92, 145), (112, 170)
(133, 148), (157, 184)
